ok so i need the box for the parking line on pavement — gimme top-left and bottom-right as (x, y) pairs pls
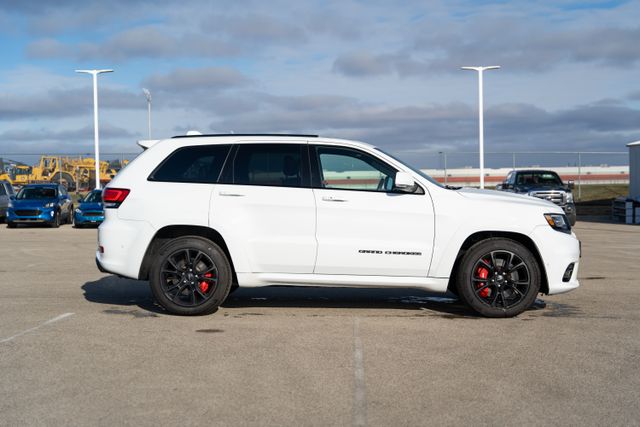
(0, 313), (75, 344)
(353, 317), (367, 427)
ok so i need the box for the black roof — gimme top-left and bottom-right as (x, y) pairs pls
(23, 183), (59, 187)
(172, 133), (319, 139)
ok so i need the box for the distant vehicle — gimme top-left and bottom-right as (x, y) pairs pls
(496, 170), (576, 226)
(74, 189), (104, 227)
(0, 180), (15, 222)
(96, 134), (580, 318)
(6, 183), (73, 228)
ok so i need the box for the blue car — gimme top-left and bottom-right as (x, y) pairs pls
(7, 183), (73, 228)
(74, 189), (104, 227)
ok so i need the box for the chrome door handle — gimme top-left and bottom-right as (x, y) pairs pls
(322, 196), (348, 202)
(219, 191), (245, 197)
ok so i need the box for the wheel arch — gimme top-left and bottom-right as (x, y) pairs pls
(138, 225), (237, 283)
(447, 231), (549, 295)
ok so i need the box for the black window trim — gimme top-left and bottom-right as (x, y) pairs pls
(310, 144), (425, 195)
(147, 144), (233, 184)
(219, 143), (312, 189)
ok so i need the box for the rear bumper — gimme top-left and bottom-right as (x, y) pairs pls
(96, 213), (155, 279)
(529, 225), (580, 295)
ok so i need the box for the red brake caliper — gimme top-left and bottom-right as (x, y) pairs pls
(476, 265), (490, 298)
(199, 272), (214, 293)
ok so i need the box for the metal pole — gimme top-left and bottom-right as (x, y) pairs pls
(147, 100), (152, 139)
(444, 152), (448, 185)
(92, 73), (100, 190)
(578, 152), (582, 201)
(478, 69), (484, 189)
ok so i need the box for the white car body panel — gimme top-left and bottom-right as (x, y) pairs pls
(96, 135), (580, 298)
(313, 187), (434, 276)
(210, 184), (317, 273)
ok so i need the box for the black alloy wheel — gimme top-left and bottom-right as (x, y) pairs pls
(471, 250), (530, 309)
(456, 238), (540, 318)
(161, 248), (219, 307)
(149, 237), (232, 315)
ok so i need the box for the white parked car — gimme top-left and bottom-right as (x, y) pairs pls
(97, 134), (580, 317)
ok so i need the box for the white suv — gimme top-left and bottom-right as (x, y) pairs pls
(97, 134), (580, 317)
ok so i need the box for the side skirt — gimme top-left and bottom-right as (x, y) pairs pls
(236, 273), (449, 293)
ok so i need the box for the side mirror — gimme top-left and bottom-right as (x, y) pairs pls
(567, 180), (575, 189)
(394, 171), (417, 193)
(495, 184), (503, 190)
(9, 195), (15, 200)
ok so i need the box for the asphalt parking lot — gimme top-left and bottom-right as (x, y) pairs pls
(0, 222), (639, 426)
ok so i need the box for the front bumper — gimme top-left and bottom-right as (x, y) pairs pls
(530, 225), (580, 295)
(7, 207), (56, 223)
(74, 211), (104, 225)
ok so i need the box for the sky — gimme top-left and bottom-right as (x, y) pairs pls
(0, 0), (638, 168)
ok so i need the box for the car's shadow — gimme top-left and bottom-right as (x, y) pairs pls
(82, 276), (546, 318)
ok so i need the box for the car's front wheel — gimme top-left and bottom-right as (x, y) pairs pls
(50, 211), (60, 228)
(149, 237), (233, 315)
(456, 238), (541, 318)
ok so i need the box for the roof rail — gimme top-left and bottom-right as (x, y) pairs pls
(172, 133), (319, 139)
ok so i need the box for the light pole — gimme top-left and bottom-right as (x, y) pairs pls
(142, 88), (152, 139)
(461, 65), (500, 189)
(75, 69), (113, 190)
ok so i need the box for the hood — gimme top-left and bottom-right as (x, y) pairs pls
(457, 187), (558, 209)
(13, 198), (57, 208)
(79, 202), (103, 211)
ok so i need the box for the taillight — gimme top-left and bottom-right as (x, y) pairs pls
(103, 188), (130, 208)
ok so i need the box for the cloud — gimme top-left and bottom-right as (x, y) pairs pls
(143, 67), (251, 93)
(0, 87), (141, 120)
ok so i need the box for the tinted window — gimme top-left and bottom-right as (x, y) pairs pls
(315, 146), (396, 192)
(17, 187), (57, 199)
(516, 172), (562, 186)
(150, 145), (231, 183)
(0, 185), (6, 196)
(230, 144), (306, 187)
(83, 190), (102, 203)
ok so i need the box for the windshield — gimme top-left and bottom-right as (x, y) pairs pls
(374, 148), (444, 188)
(17, 187), (57, 199)
(83, 191), (102, 203)
(516, 172), (562, 186)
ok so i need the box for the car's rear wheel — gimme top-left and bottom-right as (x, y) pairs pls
(67, 206), (73, 224)
(149, 237), (233, 315)
(456, 238), (540, 318)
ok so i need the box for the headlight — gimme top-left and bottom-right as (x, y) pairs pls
(75, 208), (82, 214)
(44, 202), (55, 208)
(565, 192), (573, 203)
(544, 213), (571, 234)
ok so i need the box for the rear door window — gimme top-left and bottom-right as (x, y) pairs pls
(149, 145), (232, 183)
(226, 144), (308, 188)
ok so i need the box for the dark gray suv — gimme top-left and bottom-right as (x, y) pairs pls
(0, 180), (16, 222)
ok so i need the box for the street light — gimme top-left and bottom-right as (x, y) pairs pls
(75, 69), (113, 190)
(142, 88), (152, 139)
(461, 65), (500, 189)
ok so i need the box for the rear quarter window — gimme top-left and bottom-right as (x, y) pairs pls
(149, 145), (232, 183)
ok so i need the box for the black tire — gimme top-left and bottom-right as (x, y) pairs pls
(456, 238), (541, 318)
(149, 236), (233, 315)
(67, 205), (74, 224)
(568, 212), (577, 227)
(50, 211), (60, 228)
(7, 221), (16, 228)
